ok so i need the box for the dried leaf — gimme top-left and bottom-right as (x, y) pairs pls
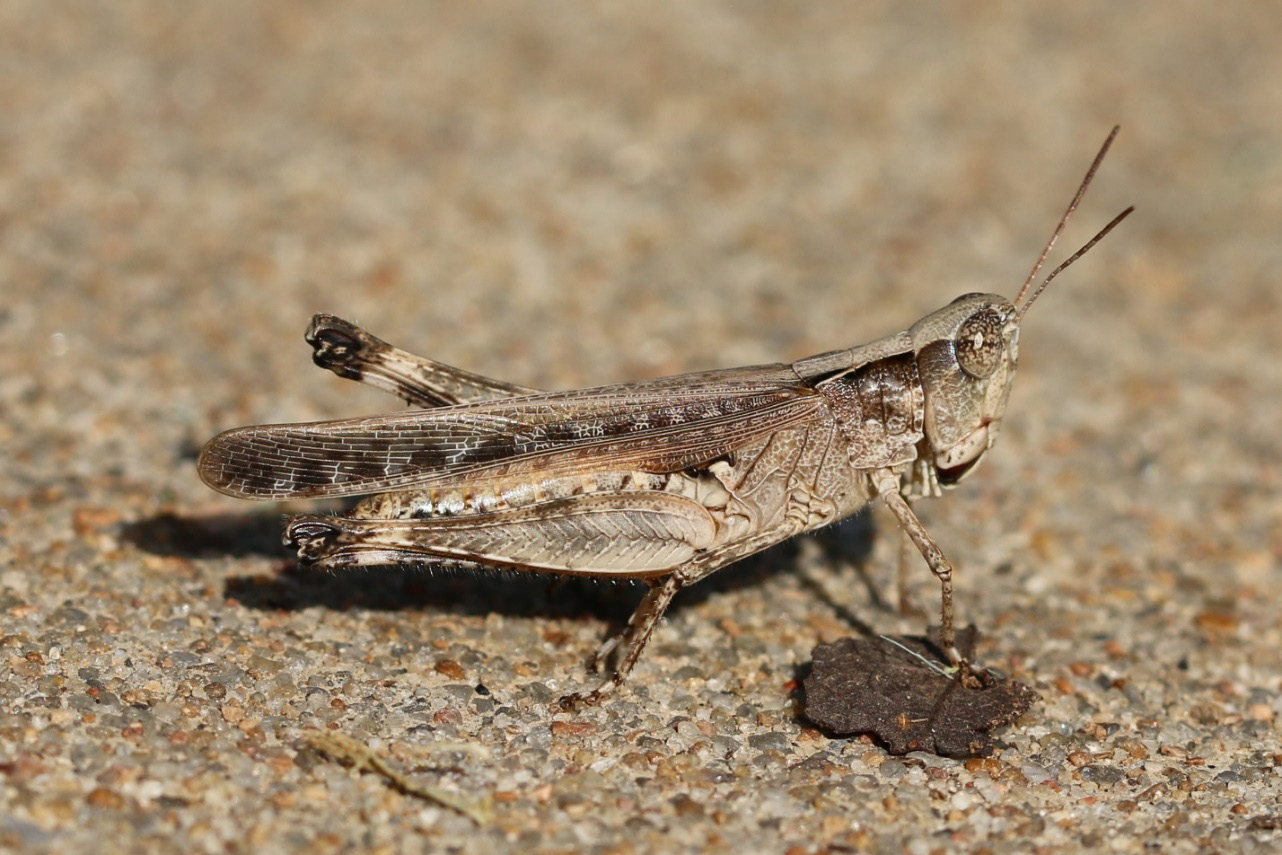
(801, 628), (1037, 757)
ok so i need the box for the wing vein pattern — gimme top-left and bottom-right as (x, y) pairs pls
(199, 366), (820, 499)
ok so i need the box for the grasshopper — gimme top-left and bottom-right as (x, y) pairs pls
(198, 129), (1131, 708)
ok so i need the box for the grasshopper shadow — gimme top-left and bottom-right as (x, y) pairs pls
(121, 509), (291, 559)
(122, 508), (880, 627)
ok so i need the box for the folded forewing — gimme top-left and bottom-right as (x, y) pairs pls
(198, 365), (819, 499)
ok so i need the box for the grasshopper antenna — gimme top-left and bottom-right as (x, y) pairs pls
(1015, 204), (1134, 322)
(1013, 125), (1125, 314)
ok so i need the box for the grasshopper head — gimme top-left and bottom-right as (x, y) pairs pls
(907, 127), (1134, 490)
(910, 293), (1020, 487)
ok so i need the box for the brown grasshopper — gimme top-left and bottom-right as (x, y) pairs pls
(198, 129), (1131, 708)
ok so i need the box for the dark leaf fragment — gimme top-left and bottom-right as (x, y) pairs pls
(801, 628), (1037, 757)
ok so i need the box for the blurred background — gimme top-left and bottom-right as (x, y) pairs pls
(2, 2), (1280, 852)
(4, 3), (1278, 498)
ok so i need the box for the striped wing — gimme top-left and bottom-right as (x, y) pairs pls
(198, 364), (820, 499)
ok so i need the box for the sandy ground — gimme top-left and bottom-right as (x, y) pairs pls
(3, 2), (1281, 852)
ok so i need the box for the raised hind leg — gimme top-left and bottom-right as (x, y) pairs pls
(305, 313), (540, 407)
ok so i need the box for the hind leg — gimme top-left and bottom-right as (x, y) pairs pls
(305, 313), (540, 407)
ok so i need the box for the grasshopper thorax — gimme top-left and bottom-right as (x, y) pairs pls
(909, 293), (1020, 488)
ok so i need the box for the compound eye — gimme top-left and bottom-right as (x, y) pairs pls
(955, 309), (1004, 379)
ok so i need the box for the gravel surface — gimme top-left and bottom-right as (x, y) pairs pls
(3, 3), (1281, 853)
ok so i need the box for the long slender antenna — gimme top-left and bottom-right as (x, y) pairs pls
(1013, 126), (1121, 308)
(1016, 205), (1134, 322)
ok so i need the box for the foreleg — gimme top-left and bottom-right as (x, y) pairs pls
(873, 468), (961, 663)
